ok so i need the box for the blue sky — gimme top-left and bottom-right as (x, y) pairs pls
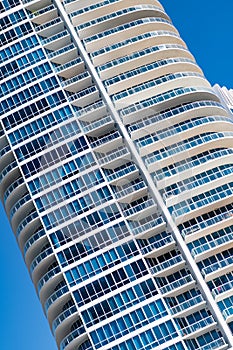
(161, 0), (233, 88)
(0, 2), (233, 349)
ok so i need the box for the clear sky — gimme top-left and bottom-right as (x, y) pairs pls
(0, 1), (233, 349)
(161, 0), (233, 88)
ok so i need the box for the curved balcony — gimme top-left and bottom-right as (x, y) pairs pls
(170, 295), (206, 318)
(155, 148), (233, 192)
(52, 305), (79, 341)
(30, 247), (55, 284)
(16, 211), (40, 250)
(45, 284), (70, 323)
(76, 340), (93, 350)
(171, 181), (233, 226)
(68, 0), (164, 21)
(164, 168), (233, 212)
(0, 144), (12, 166)
(3, 177), (25, 213)
(137, 115), (233, 159)
(145, 131), (233, 175)
(119, 86), (219, 125)
(65, 0), (163, 14)
(75, 5), (169, 39)
(10, 193), (34, 232)
(149, 254), (185, 277)
(60, 326), (87, 350)
(24, 228), (47, 267)
(97, 43), (193, 80)
(38, 265), (62, 304)
(112, 71), (210, 110)
(0, 161), (20, 196)
(105, 58), (201, 96)
(129, 100), (228, 141)
(85, 21), (181, 55)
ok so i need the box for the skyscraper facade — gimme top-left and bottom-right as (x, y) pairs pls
(1, 1), (233, 350)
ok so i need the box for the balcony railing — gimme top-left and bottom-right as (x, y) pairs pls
(180, 316), (215, 337)
(41, 30), (69, 46)
(75, 100), (105, 119)
(68, 86), (98, 103)
(182, 210), (233, 238)
(52, 305), (78, 335)
(24, 228), (46, 257)
(54, 57), (83, 73)
(197, 338), (226, 350)
(48, 43), (75, 59)
(105, 163), (137, 182)
(114, 180), (146, 200)
(170, 295), (205, 315)
(81, 115), (113, 134)
(60, 325), (86, 350)
(35, 17), (62, 33)
(28, 4), (55, 18)
(90, 130), (121, 149)
(191, 232), (233, 258)
(201, 256), (233, 278)
(10, 193), (31, 220)
(140, 235), (174, 256)
(97, 146), (129, 166)
(223, 306), (233, 320)
(129, 216), (165, 237)
(150, 255), (184, 275)
(62, 71), (90, 88)
(212, 280), (233, 298)
(122, 198), (155, 218)
(160, 274), (194, 295)
(45, 285), (69, 314)
(37, 266), (61, 294)
(30, 247), (53, 274)
(16, 211), (38, 239)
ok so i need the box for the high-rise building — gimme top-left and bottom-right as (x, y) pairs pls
(1, 1), (233, 350)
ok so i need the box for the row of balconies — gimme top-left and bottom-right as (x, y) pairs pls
(0, 131), (85, 350)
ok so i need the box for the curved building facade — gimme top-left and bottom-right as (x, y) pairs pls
(1, 1), (233, 350)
